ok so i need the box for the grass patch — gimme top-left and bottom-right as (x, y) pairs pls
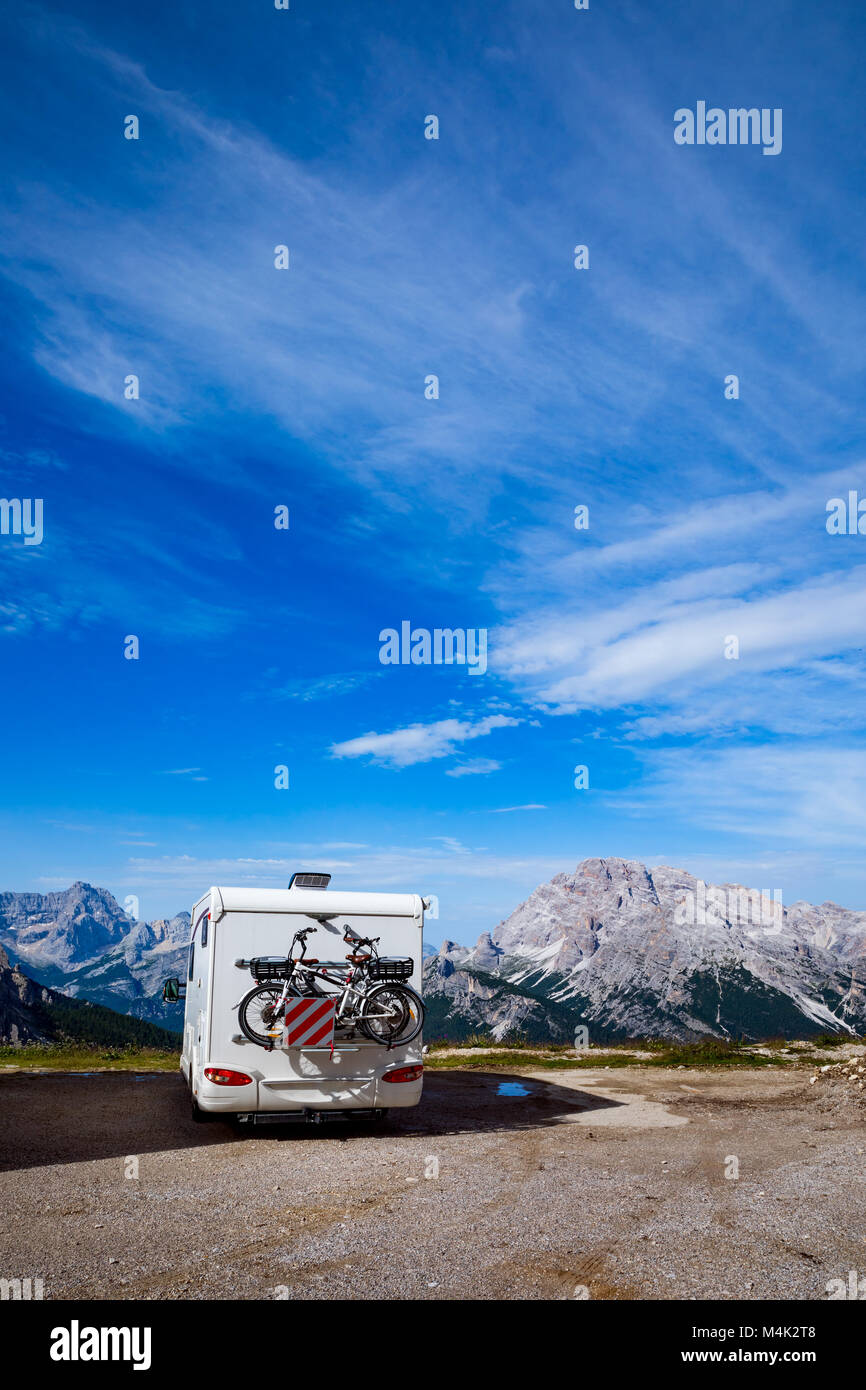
(0, 1042), (180, 1072)
(811, 1032), (850, 1048)
(423, 1035), (806, 1071)
(643, 1038), (783, 1068)
(424, 1050), (643, 1071)
(425, 1033), (576, 1053)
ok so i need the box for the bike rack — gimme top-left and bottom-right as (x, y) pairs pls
(234, 957), (415, 1055)
(230, 1034), (361, 1051)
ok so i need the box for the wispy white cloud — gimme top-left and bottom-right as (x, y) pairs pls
(617, 744), (866, 850)
(270, 672), (378, 702)
(7, 7), (853, 526)
(122, 843), (567, 894)
(445, 758), (502, 778)
(494, 566), (866, 729)
(330, 715), (520, 768)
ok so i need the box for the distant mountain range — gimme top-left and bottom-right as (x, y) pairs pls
(0, 883), (188, 1033)
(2, 865), (865, 1047)
(422, 858), (866, 1043)
(0, 945), (179, 1048)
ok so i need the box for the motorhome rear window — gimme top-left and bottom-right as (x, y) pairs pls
(201, 918), (208, 947)
(188, 942), (195, 980)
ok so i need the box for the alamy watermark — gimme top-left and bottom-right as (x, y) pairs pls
(379, 621), (487, 676)
(1, 1276), (44, 1300)
(0, 498), (43, 545)
(674, 103), (782, 156)
(50, 1322), (152, 1369)
(826, 492), (866, 535)
(674, 881), (783, 933)
(826, 1270), (866, 1300)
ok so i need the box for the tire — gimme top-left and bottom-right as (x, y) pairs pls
(191, 1094), (213, 1123)
(238, 984), (290, 1046)
(360, 984), (425, 1045)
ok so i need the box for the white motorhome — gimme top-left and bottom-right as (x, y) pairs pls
(165, 874), (426, 1125)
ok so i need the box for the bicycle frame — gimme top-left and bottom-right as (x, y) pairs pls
(238, 925), (411, 1047)
(249, 958), (400, 1031)
(293, 960), (400, 1025)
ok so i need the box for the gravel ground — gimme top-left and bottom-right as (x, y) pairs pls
(0, 1066), (864, 1301)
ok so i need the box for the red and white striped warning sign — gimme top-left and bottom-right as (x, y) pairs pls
(282, 997), (337, 1048)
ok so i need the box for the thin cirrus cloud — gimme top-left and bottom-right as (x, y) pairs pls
(271, 673), (378, 702)
(617, 745), (866, 849)
(487, 470), (861, 626)
(329, 715), (520, 769)
(0, 23), (578, 506)
(120, 843), (567, 900)
(6, 8), (852, 521)
(483, 460), (866, 741)
(494, 567), (866, 725)
(445, 758), (502, 778)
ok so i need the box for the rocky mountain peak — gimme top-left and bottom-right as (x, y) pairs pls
(0, 883), (138, 970)
(425, 858), (866, 1042)
(465, 932), (504, 971)
(0, 887), (191, 1031)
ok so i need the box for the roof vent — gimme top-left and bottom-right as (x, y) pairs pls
(288, 872), (331, 891)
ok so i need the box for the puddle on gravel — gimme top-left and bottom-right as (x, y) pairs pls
(40, 1072), (102, 1078)
(24, 1071), (164, 1079)
(497, 1081), (531, 1097)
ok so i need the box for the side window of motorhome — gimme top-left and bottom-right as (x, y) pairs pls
(201, 917), (208, 947)
(188, 941), (195, 980)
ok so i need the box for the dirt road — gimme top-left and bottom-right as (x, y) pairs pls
(1, 1066), (863, 1300)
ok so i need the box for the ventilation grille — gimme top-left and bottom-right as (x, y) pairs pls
(288, 872), (331, 891)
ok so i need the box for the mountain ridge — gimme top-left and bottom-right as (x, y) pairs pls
(422, 857), (866, 1042)
(0, 944), (180, 1048)
(0, 883), (189, 1030)
(3, 864), (865, 1045)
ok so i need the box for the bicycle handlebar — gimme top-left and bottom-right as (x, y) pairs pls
(343, 932), (379, 947)
(290, 923), (382, 964)
(289, 926), (317, 961)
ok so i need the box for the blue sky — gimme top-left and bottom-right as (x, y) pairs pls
(0, 0), (865, 944)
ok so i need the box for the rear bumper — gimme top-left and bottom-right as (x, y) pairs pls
(194, 1074), (422, 1114)
(237, 1107), (387, 1126)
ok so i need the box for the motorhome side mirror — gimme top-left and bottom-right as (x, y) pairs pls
(162, 978), (181, 1003)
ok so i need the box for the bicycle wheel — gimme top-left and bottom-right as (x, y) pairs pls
(238, 984), (289, 1046)
(360, 983), (425, 1045)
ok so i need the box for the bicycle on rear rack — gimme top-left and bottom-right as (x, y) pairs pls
(235, 924), (424, 1049)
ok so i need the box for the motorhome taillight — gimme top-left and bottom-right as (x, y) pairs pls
(381, 1065), (423, 1084)
(204, 1068), (252, 1086)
